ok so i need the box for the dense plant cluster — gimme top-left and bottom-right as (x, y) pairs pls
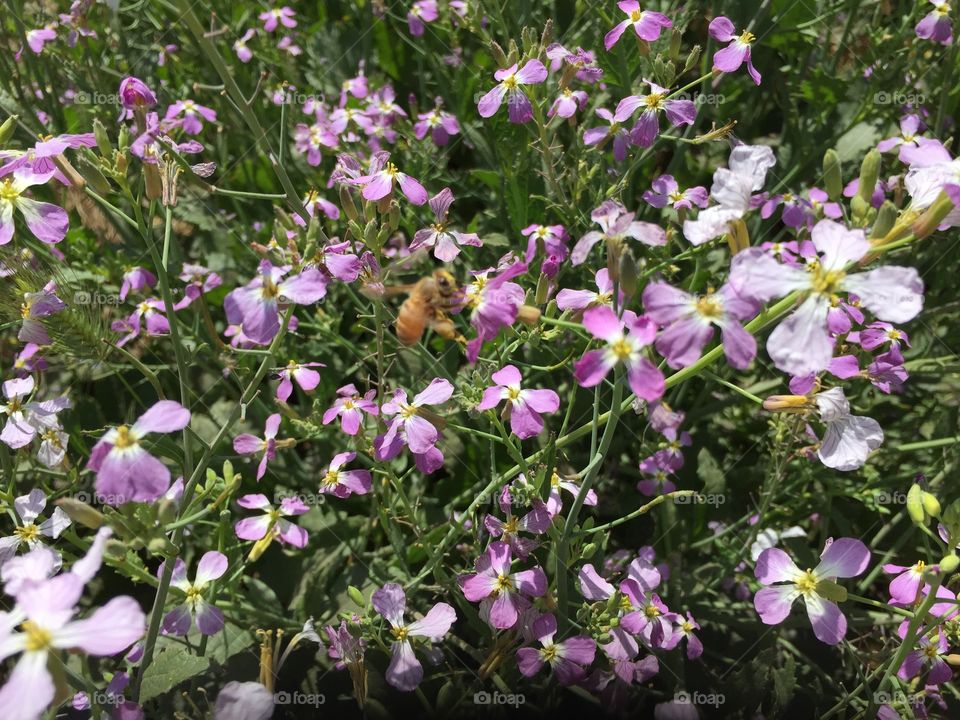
(1, 1), (959, 718)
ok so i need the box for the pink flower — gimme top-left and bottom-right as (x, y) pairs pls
(174, 263), (222, 310)
(483, 485), (552, 558)
(18, 283), (65, 345)
(0, 489), (71, 565)
(351, 151), (427, 205)
(407, 0), (439, 36)
(111, 298), (170, 347)
(460, 541), (547, 629)
(556, 268), (619, 313)
(224, 261), (328, 345)
(233, 28), (256, 62)
(549, 88), (588, 118)
(545, 471), (597, 516)
(643, 175), (709, 211)
(883, 560), (928, 604)
(119, 266), (156, 301)
(372, 583), (456, 692)
(730, 219), (924, 376)
(583, 105), (636, 162)
(616, 82), (697, 148)
(318, 451), (372, 498)
(159, 551), (228, 636)
(87, 400), (191, 504)
(754, 537), (870, 644)
(322, 384), (379, 435)
(522, 224), (569, 276)
(118, 76), (157, 110)
(293, 121), (338, 166)
(663, 612), (703, 659)
(516, 613), (596, 684)
(571, 200), (665, 265)
(709, 16), (761, 85)
(25, 26), (57, 54)
(164, 99), (217, 135)
(235, 493), (310, 549)
(477, 60), (548, 124)
(642, 281), (758, 369)
(916, 1), (953, 44)
(0, 574), (144, 720)
(233, 413), (289, 481)
(410, 188), (481, 261)
(463, 261), (530, 363)
(375, 379), (452, 472)
(574, 306), (665, 402)
(413, 106), (460, 146)
(637, 455), (676, 497)
(813, 388), (884, 471)
(0, 376), (69, 451)
(898, 628), (952, 685)
(877, 114), (925, 161)
(259, 6), (297, 32)
(477, 365), (560, 439)
(604, 2), (672, 49)
(0, 169), (69, 245)
(274, 361), (324, 402)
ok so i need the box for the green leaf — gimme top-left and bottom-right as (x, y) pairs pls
(139, 646), (210, 702)
(697, 447), (725, 495)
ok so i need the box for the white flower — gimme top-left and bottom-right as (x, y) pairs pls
(815, 388), (883, 471)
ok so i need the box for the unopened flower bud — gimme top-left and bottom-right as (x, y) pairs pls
(683, 45), (702, 74)
(939, 554), (959, 575)
(489, 41), (508, 67)
(762, 394), (810, 412)
(93, 118), (112, 156)
(581, 542), (598, 559)
(907, 483), (926, 524)
(339, 185), (359, 222)
(54, 497), (105, 529)
(348, 585), (366, 607)
(870, 200), (899, 239)
(118, 76), (157, 110)
(912, 187), (959, 240)
(76, 155), (112, 194)
(144, 163), (162, 201)
(104, 538), (128, 561)
(822, 149), (842, 201)
(517, 304), (541, 326)
(922, 491), (941, 519)
(0, 114), (17, 145)
(855, 150), (881, 207)
(157, 498), (178, 525)
(619, 247), (639, 297)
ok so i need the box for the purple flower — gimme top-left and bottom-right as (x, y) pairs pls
(754, 537), (870, 644)
(709, 16), (761, 85)
(233, 413), (291, 481)
(293, 121), (338, 166)
(224, 261), (328, 345)
(477, 365), (560, 439)
(351, 151), (427, 205)
(556, 268), (619, 313)
(413, 106), (460, 146)
(159, 551), (227, 636)
(583, 105), (636, 162)
(274, 360), (324, 402)
(25, 26), (57, 54)
(1, 376), (69, 450)
(111, 298), (170, 347)
(164, 99), (217, 135)
(898, 628), (952, 685)
(119, 266), (156, 301)
(460, 541), (547, 629)
(215, 682), (275, 720)
(516, 613), (596, 684)
(410, 188), (481, 261)
(522, 223), (569, 276)
(118, 76), (157, 110)
(883, 560), (928, 605)
(407, 0), (438, 36)
(616, 82), (697, 148)
(0, 169), (69, 245)
(87, 400), (191, 504)
(0, 489), (71, 565)
(319, 451), (372, 498)
(814, 388), (884, 471)
(483, 485), (552, 558)
(859, 321), (910, 351)
(545, 471), (597, 516)
(877, 114), (925, 161)
(464, 261), (530, 362)
(0, 574), (144, 720)
(477, 60), (548, 124)
(663, 612), (703, 659)
(574, 306), (665, 402)
(174, 263), (222, 310)
(643, 175), (708, 211)
(235, 494), (309, 554)
(730, 219), (924, 376)
(322, 384), (379, 435)
(233, 28), (256, 62)
(604, 2), (672, 49)
(372, 583), (456, 692)
(916, 1), (953, 44)
(572, 200), (666, 265)
(549, 88), (588, 118)
(637, 455), (676, 497)
(376, 379), (452, 471)
(643, 281), (758, 369)
(260, 6), (297, 32)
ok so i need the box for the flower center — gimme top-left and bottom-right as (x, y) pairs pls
(540, 644), (558, 662)
(15, 523), (39, 543)
(668, 190), (686, 203)
(610, 337), (633, 360)
(494, 573), (513, 593)
(113, 425), (137, 449)
(261, 279), (280, 299)
(0, 178), (20, 202)
(695, 294), (723, 319)
(644, 603), (660, 618)
(503, 516), (520, 535)
(796, 569), (818, 594)
(809, 264), (846, 295)
(391, 625), (409, 641)
(502, 74), (518, 90)
(506, 386), (521, 401)
(22, 620), (53, 652)
(645, 93), (664, 111)
(323, 469), (340, 486)
(185, 584), (203, 603)
(739, 30), (756, 45)
(630, 9), (643, 22)
(887, 329), (902, 341)
(400, 403), (418, 419)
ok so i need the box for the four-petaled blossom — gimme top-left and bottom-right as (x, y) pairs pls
(709, 16), (761, 85)
(604, 2), (672, 49)
(644, 175), (709, 211)
(318, 452), (373, 498)
(351, 151), (427, 205)
(234, 494), (309, 552)
(754, 537), (871, 644)
(376, 379), (452, 471)
(616, 82), (696, 148)
(260, 6), (297, 32)
(549, 88), (588, 118)
(516, 613), (596, 685)
(407, 0), (439, 36)
(233, 413), (290, 481)
(112, 298), (170, 347)
(663, 612), (703, 659)
(572, 200), (666, 265)
(164, 99), (217, 135)
(916, 1), (953, 45)
(898, 627), (952, 685)
(460, 541), (548, 629)
(88, 400), (191, 504)
(322, 384), (378, 435)
(814, 388), (884, 471)
(119, 266), (156, 301)
(477, 60), (548, 124)
(583, 105), (636, 162)
(274, 361), (324, 402)
(556, 268), (619, 313)
(410, 188), (481, 261)
(0, 489), (71, 565)
(0, 169), (69, 245)
(574, 306), (666, 402)
(1, 376), (69, 450)
(413, 106), (460, 146)
(877, 114), (925, 161)
(483, 485), (552, 558)
(372, 583), (456, 691)
(477, 364), (560, 439)
(730, 219), (924, 375)
(159, 551), (227, 636)
(883, 560), (928, 605)
(643, 281), (758, 369)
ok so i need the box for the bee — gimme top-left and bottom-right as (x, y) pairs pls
(388, 269), (465, 346)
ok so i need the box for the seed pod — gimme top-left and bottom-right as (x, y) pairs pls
(822, 149), (842, 201)
(54, 497), (105, 529)
(618, 247), (639, 297)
